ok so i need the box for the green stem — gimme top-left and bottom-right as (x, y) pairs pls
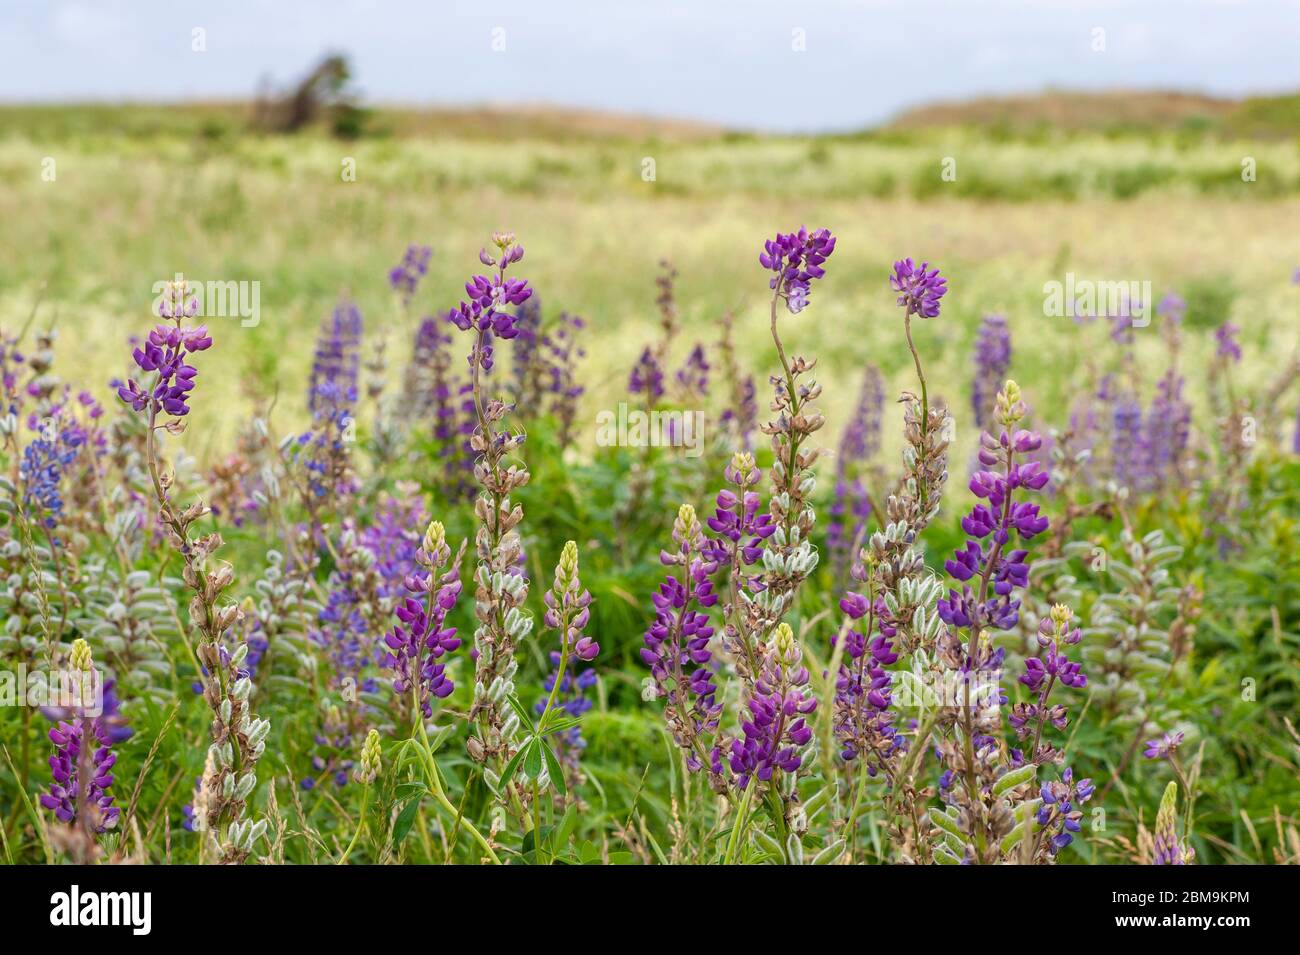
(723, 783), (755, 865)
(531, 777), (543, 862)
(529, 612), (573, 865)
(903, 312), (930, 503)
(766, 788), (791, 861)
(336, 783), (371, 865)
(414, 719), (502, 865)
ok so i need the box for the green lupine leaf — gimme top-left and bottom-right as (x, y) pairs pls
(523, 739), (544, 779)
(392, 798), (421, 847)
(499, 740), (531, 789)
(554, 805), (578, 848)
(541, 742), (567, 797)
(505, 694), (538, 733)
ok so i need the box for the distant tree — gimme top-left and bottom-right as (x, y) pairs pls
(252, 53), (367, 137)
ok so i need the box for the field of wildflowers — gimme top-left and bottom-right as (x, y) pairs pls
(1, 108), (1299, 869)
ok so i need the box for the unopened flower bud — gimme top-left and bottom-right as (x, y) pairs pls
(355, 729), (383, 784)
(69, 638), (93, 672)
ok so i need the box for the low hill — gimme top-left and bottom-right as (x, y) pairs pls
(886, 89), (1300, 139)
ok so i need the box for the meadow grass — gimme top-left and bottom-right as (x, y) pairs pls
(2, 116), (1298, 476)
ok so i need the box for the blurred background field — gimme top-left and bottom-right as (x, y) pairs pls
(2, 96), (1299, 473)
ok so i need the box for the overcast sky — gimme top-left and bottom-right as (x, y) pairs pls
(1, 0), (1294, 131)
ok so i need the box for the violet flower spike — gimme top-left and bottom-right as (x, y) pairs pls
(381, 521), (464, 721)
(759, 226), (836, 314)
(890, 258), (948, 319)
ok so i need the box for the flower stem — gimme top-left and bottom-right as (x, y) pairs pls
(335, 783), (371, 865)
(414, 718), (502, 865)
(723, 783), (755, 865)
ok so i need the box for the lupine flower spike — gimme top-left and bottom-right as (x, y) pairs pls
(1152, 781), (1195, 865)
(41, 640), (120, 860)
(117, 280), (269, 864)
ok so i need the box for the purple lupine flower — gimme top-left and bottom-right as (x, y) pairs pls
(389, 244), (432, 304)
(839, 364), (884, 468)
(383, 575), (462, 717)
(1011, 606), (1088, 765)
(728, 624), (816, 790)
(628, 346), (665, 402)
(309, 299), (364, 419)
(720, 373), (759, 450)
(1152, 781), (1194, 864)
(302, 705), (358, 790)
(675, 344), (710, 399)
(1110, 394), (1148, 491)
(1020, 646), (1086, 691)
(889, 258), (947, 319)
(971, 314), (1011, 432)
(181, 777), (202, 831)
(1214, 321), (1242, 362)
(314, 583), (373, 688)
(404, 314), (475, 499)
(360, 490), (429, 590)
(1109, 312), (1135, 346)
(1157, 291), (1185, 327)
(39, 642), (121, 833)
(1145, 371), (1191, 485)
(19, 411), (86, 528)
(831, 591), (902, 767)
(1035, 766), (1094, 855)
(313, 490), (427, 695)
(829, 364), (883, 577)
(640, 505), (723, 774)
(405, 314), (454, 416)
(1065, 373), (1116, 487)
(115, 321), (213, 418)
(938, 383), (1049, 634)
(381, 523), (463, 720)
(41, 719), (121, 830)
(1143, 730), (1185, 760)
(760, 226), (836, 314)
(296, 300), (365, 503)
(702, 452), (776, 569)
(541, 312), (586, 446)
(446, 233), (533, 371)
(0, 328), (25, 416)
